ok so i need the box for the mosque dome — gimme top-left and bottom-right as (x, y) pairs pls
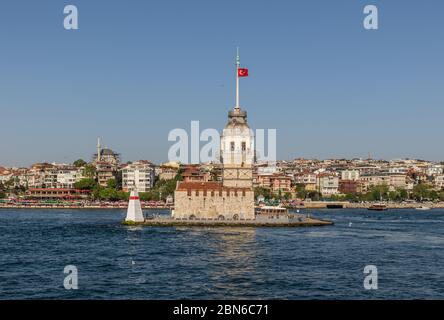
(100, 148), (116, 156)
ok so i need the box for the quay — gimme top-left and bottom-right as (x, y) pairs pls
(123, 215), (334, 228)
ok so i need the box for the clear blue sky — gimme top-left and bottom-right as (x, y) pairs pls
(1, 0), (443, 167)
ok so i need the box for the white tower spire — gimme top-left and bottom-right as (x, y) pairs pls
(235, 47), (240, 110)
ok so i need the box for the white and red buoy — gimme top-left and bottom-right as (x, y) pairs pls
(125, 190), (144, 223)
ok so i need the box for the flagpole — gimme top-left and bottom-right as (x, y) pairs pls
(235, 47), (240, 110)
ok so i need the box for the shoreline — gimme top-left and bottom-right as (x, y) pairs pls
(0, 205), (172, 210)
(1, 202), (444, 210)
(123, 217), (334, 228)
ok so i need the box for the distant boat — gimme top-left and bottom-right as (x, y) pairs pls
(415, 206), (431, 211)
(368, 204), (388, 211)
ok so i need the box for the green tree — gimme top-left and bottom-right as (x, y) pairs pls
(74, 178), (97, 190)
(343, 193), (358, 202)
(429, 190), (439, 201)
(398, 188), (408, 201)
(370, 184), (389, 201)
(412, 183), (432, 201)
(82, 164), (97, 179)
(283, 192), (292, 200)
(295, 184), (309, 199)
(254, 187), (272, 200)
(307, 191), (321, 201)
(0, 191), (6, 199)
(388, 191), (399, 201)
(117, 191), (129, 201)
(106, 178), (117, 189)
(73, 159), (87, 167)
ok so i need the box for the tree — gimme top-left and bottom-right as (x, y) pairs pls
(74, 178), (97, 190)
(82, 164), (97, 179)
(283, 192), (292, 200)
(73, 159), (87, 167)
(370, 184), (389, 201)
(388, 191), (399, 201)
(0, 191), (6, 199)
(254, 187), (272, 200)
(398, 188), (408, 201)
(98, 188), (119, 201)
(295, 184), (308, 199)
(412, 183), (432, 201)
(307, 191), (321, 201)
(106, 178), (117, 189)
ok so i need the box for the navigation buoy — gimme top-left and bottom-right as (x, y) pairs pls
(125, 190), (144, 223)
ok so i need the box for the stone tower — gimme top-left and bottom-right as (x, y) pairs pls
(220, 49), (255, 188)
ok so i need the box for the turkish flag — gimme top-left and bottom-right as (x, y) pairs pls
(238, 68), (249, 77)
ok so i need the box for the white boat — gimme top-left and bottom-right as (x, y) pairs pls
(415, 206), (431, 211)
(257, 206), (289, 215)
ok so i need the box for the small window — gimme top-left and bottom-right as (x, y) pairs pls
(242, 142), (246, 151)
(230, 142), (235, 151)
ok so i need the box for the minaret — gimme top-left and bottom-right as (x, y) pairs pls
(97, 137), (101, 162)
(125, 189), (145, 223)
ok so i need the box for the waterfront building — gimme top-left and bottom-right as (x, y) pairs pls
(389, 174), (408, 191)
(173, 52), (255, 220)
(316, 174), (339, 196)
(158, 162), (180, 181)
(339, 180), (362, 194)
(359, 174), (390, 192)
(341, 169), (360, 181)
(388, 166), (408, 174)
(270, 174), (292, 194)
(26, 188), (90, 200)
(426, 165), (444, 176)
(121, 160), (155, 192)
(294, 173), (317, 191)
(433, 175), (444, 190)
(96, 162), (118, 187)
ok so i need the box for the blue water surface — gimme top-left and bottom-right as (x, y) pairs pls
(0, 208), (443, 299)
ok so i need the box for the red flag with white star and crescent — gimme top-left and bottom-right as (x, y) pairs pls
(238, 68), (249, 77)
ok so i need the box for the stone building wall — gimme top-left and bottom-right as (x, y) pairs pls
(173, 188), (255, 220)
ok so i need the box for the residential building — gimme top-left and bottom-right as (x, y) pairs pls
(121, 161), (155, 192)
(316, 174), (339, 196)
(341, 170), (360, 181)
